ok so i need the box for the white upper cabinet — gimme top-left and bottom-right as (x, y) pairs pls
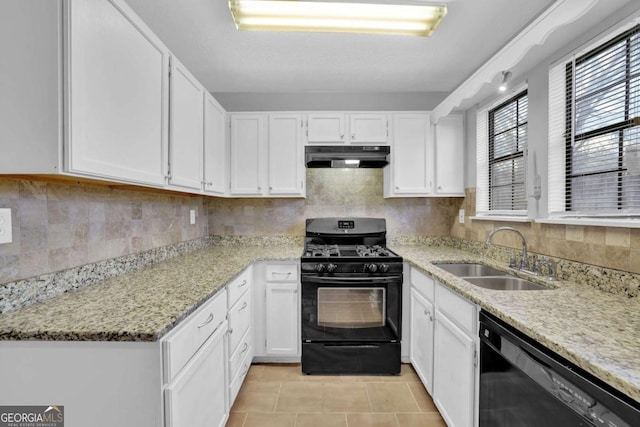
(168, 56), (205, 191)
(307, 113), (389, 144)
(204, 92), (228, 196)
(385, 113), (433, 196)
(350, 114), (388, 144)
(434, 114), (465, 196)
(230, 115), (264, 195)
(65, 0), (169, 186)
(268, 114), (305, 196)
(307, 113), (346, 143)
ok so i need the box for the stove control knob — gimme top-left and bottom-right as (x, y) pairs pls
(367, 263), (378, 273)
(326, 263), (337, 273)
(316, 264), (326, 273)
(379, 264), (390, 273)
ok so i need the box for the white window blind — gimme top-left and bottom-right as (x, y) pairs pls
(548, 23), (640, 217)
(476, 90), (528, 216)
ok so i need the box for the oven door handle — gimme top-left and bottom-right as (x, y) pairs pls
(302, 275), (402, 285)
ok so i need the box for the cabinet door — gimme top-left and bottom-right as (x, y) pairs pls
(169, 56), (204, 191)
(435, 114), (464, 195)
(350, 114), (388, 143)
(165, 321), (228, 427)
(307, 113), (346, 143)
(265, 283), (299, 355)
(66, 0), (169, 186)
(204, 93), (227, 195)
(230, 115), (264, 195)
(390, 114), (432, 195)
(433, 311), (475, 427)
(268, 114), (305, 196)
(410, 289), (435, 394)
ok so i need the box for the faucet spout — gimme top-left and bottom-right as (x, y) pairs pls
(486, 226), (528, 271)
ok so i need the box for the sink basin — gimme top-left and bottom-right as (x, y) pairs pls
(464, 277), (549, 291)
(434, 263), (508, 278)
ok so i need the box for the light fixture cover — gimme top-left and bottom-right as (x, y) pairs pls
(498, 71), (512, 92)
(228, 0), (448, 37)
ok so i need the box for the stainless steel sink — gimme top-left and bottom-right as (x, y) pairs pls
(464, 276), (549, 291)
(434, 263), (508, 278)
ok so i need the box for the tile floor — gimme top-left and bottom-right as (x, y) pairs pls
(226, 363), (447, 427)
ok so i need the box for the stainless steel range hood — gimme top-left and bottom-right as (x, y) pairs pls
(305, 145), (390, 168)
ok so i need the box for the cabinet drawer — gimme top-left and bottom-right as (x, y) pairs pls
(163, 289), (227, 384)
(265, 263), (299, 282)
(411, 266), (434, 302)
(435, 283), (476, 336)
(229, 350), (252, 405)
(228, 267), (251, 309)
(228, 291), (251, 353)
(229, 328), (252, 381)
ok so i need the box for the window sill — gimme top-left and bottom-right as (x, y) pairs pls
(537, 217), (640, 229)
(470, 215), (534, 223)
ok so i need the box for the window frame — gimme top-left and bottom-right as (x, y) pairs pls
(564, 25), (640, 214)
(488, 90), (528, 212)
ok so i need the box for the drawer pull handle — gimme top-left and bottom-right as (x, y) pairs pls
(228, 328), (234, 335)
(241, 342), (249, 354)
(197, 313), (214, 329)
(241, 363), (250, 376)
(239, 301), (248, 311)
(272, 271), (292, 277)
(239, 280), (248, 288)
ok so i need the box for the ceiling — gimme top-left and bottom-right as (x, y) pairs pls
(124, 0), (634, 110)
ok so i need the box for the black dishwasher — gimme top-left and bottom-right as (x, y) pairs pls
(479, 311), (640, 427)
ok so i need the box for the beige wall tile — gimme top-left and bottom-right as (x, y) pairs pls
(630, 229), (640, 249)
(565, 225), (584, 242)
(630, 249), (640, 274)
(605, 228), (631, 247)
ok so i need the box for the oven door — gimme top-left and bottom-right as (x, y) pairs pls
(301, 275), (402, 342)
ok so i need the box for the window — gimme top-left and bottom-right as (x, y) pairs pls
(549, 24), (640, 217)
(476, 88), (528, 217)
(488, 92), (528, 210)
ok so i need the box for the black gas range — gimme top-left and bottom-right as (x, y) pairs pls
(300, 218), (403, 375)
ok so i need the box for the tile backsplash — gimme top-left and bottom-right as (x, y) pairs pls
(206, 169), (461, 236)
(451, 188), (640, 274)
(0, 178), (207, 284)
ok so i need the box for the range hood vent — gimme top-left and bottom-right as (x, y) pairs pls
(305, 145), (390, 168)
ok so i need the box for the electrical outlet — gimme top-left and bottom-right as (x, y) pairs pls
(458, 209), (465, 224)
(190, 209), (196, 225)
(0, 208), (12, 244)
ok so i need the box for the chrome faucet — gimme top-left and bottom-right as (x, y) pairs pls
(486, 226), (530, 272)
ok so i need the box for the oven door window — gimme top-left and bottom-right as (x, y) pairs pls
(317, 287), (386, 328)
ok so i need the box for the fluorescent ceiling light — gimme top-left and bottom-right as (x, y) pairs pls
(228, 0), (448, 37)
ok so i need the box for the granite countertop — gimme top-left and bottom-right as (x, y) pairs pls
(391, 244), (640, 405)
(1, 239), (638, 404)
(0, 241), (303, 341)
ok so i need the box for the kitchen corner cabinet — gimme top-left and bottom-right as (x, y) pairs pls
(0, 0), (170, 186)
(385, 114), (433, 196)
(203, 92), (228, 196)
(253, 261), (301, 361)
(268, 114), (306, 196)
(432, 283), (478, 427)
(434, 114), (465, 196)
(167, 56), (205, 191)
(230, 115), (265, 195)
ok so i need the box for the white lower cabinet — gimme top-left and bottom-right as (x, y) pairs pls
(410, 288), (435, 394)
(253, 261), (301, 361)
(165, 319), (228, 427)
(227, 267), (254, 406)
(163, 288), (229, 427)
(409, 267), (478, 427)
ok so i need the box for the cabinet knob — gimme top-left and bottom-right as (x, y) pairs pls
(395, 186), (399, 190)
(438, 185), (442, 190)
(269, 186), (273, 190)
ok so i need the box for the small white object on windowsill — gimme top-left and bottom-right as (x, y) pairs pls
(625, 145), (640, 175)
